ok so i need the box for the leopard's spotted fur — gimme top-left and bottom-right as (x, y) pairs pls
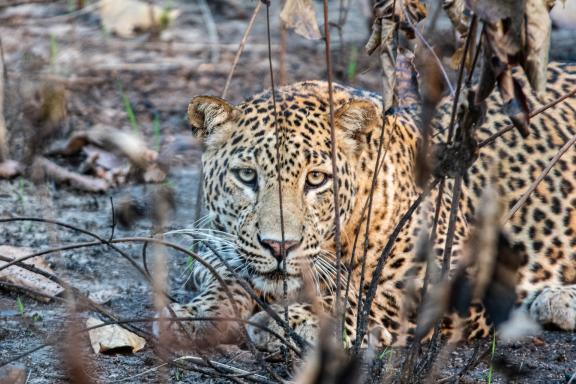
(161, 63), (576, 350)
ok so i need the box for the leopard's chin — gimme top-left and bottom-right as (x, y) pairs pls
(250, 273), (303, 295)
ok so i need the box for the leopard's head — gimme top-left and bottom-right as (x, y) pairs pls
(188, 83), (381, 295)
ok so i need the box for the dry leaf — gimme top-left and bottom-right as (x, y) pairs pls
(0, 245), (64, 302)
(443, 0), (469, 35)
(473, 0), (553, 101)
(100, 0), (181, 38)
(0, 160), (22, 179)
(280, 0), (321, 40)
(86, 317), (146, 354)
(444, 0), (477, 71)
(394, 48), (420, 108)
(524, 0), (552, 93)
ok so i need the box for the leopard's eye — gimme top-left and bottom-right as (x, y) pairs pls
(305, 171), (329, 189)
(234, 168), (257, 186)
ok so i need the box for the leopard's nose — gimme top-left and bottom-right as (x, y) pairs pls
(258, 236), (302, 261)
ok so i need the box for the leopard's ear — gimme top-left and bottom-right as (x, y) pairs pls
(335, 99), (379, 135)
(188, 96), (240, 140)
(335, 100), (380, 151)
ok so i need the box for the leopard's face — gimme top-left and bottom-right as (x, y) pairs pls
(189, 87), (379, 294)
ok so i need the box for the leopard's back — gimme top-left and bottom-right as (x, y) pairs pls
(463, 63), (576, 296)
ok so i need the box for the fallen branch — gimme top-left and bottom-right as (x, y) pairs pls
(32, 156), (110, 192)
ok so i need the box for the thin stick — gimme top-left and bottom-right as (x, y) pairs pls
(0, 37), (8, 162)
(352, 178), (440, 354)
(402, 5), (455, 96)
(322, 0), (344, 318)
(0, 217), (149, 280)
(221, 1), (263, 99)
(265, 3), (291, 368)
(197, 0), (220, 64)
(502, 131), (576, 223)
(279, 6), (287, 86)
(353, 116), (398, 338)
(440, 175), (463, 275)
(445, 15), (477, 144)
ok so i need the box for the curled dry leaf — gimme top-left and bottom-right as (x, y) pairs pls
(366, 0), (427, 55)
(100, 0), (181, 38)
(366, 0), (426, 111)
(394, 48), (420, 108)
(378, 18), (397, 111)
(280, 0), (321, 40)
(443, 0), (476, 71)
(0, 245), (64, 302)
(86, 317), (146, 354)
(472, 0), (553, 130)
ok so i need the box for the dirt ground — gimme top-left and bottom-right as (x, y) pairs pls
(0, 1), (575, 383)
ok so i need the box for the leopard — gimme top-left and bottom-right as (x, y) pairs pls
(159, 62), (576, 352)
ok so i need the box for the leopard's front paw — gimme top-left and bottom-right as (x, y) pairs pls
(153, 301), (244, 346)
(247, 304), (319, 352)
(529, 286), (576, 331)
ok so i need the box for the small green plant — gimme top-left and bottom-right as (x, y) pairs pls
(16, 297), (25, 316)
(152, 113), (162, 150)
(487, 332), (497, 383)
(160, 0), (175, 29)
(185, 254), (195, 271)
(162, 178), (174, 189)
(31, 313), (42, 322)
(49, 33), (59, 68)
(117, 82), (139, 133)
(342, 328), (351, 349)
(174, 367), (183, 381)
(377, 347), (392, 360)
(346, 45), (358, 82)
(123, 94), (138, 133)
